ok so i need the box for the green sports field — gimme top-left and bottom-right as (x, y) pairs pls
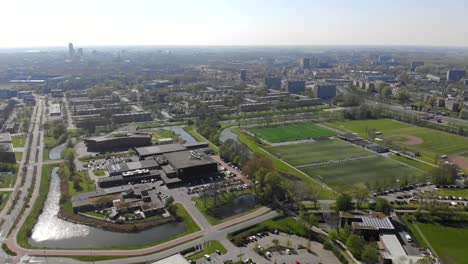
(250, 124), (336, 143)
(299, 156), (427, 191)
(266, 139), (373, 166)
(328, 119), (468, 164)
(408, 222), (468, 264)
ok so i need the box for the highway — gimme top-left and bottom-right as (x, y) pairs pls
(0, 97), (44, 263)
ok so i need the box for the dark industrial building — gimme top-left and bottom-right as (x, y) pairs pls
(287, 80), (306, 94)
(446, 70), (466, 82)
(84, 133), (152, 152)
(99, 143), (217, 188)
(264, 77), (282, 90)
(313, 84), (337, 99)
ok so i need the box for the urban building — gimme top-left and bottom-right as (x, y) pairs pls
(111, 112), (152, 124)
(300, 57), (310, 69)
(287, 80), (306, 94)
(0, 133), (15, 163)
(410, 61), (424, 71)
(84, 133), (152, 152)
(264, 77), (282, 90)
(144, 80), (172, 89)
(0, 89), (17, 99)
(447, 70), (466, 82)
(49, 104), (61, 117)
(445, 99), (460, 112)
(72, 183), (165, 219)
(426, 74), (441, 82)
(68, 43), (75, 57)
(313, 84), (337, 99)
(240, 69), (247, 82)
(50, 89), (64, 97)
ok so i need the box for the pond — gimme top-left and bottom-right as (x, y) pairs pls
(29, 167), (186, 249)
(207, 193), (259, 219)
(48, 142), (67, 160)
(149, 125), (197, 144)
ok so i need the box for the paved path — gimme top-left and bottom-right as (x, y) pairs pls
(0, 188), (14, 192)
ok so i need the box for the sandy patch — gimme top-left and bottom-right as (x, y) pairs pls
(396, 134), (424, 145)
(448, 153), (468, 169)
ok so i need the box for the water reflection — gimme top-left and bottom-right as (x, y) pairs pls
(30, 167), (186, 248)
(207, 194), (258, 219)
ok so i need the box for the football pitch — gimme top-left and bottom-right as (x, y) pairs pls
(266, 139), (373, 166)
(265, 139), (427, 191)
(327, 119), (468, 166)
(250, 124), (336, 143)
(299, 156), (427, 191)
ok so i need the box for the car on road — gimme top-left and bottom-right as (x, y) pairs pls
(204, 254), (211, 260)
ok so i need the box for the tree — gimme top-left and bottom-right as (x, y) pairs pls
(308, 186), (321, 209)
(361, 243), (379, 264)
(396, 89), (411, 104)
(336, 193), (353, 212)
(346, 234), (366, 257)
(381, 86), (393, 98)
(432, 162), (457, 185)
(352, 183), (369, 209)
(375, 198), (393, 215)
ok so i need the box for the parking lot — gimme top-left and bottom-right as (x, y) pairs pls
(372, 183), (468, 207)
(191, 231), (340, 264)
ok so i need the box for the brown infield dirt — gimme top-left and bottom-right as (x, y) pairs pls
(397, 134), (424, 145)
(448, 152), (468, 169)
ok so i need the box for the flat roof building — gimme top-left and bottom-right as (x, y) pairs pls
(84, 133), (152, 152)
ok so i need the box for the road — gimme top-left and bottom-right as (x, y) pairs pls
(7, 209), (278, 264)
(63, 97), (76, 130)
(366, 100), (468, 127)
(0, 97), (44, 262)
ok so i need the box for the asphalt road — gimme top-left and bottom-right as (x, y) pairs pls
(0, 97), (44, 263)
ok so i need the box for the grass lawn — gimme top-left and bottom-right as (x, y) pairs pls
(250, 124), (336, 143)
(43, 136), (58, 161)
(187, 240), (227, 261)
(233, 128), (335, 199)
(407, 221), (468, 264)
(68, 170), (96, 196)
(14, 152), (23, 162)
(434, 188), (468, 197)
(328, 119), (468, 164)
(388, 154), (436, 173)
(92, 169), (106, 177)
(0, 192), (11, 211)
(0, 174), (16, 188)
(184, 126), (220, 153)
(143, 129), (183, 143)
(266, 140), (373, 166)
(300, 156), (427, 191)
(11, 135), (26, 148)
(17, 164), (55, 248)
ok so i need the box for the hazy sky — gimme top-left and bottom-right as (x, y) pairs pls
(1, 0), (468, 48)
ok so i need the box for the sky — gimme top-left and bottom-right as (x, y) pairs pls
(1, 0), (468, 48)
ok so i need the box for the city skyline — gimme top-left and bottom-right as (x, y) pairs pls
(1, 0), (468, 48)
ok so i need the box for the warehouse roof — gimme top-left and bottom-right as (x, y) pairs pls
(135, 143), (186, 157)
(163, 150), (217, 170)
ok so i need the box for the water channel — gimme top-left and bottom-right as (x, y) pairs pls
(207, 193), (258, 219)
(29, 167), (186, 249)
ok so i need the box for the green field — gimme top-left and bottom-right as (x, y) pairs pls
(407, 221), (468, 264)
(250, 124), (336, 143)
(435, 188), (468, 197)
(266, 140), (373, 166)
(11, 135), (26, 148)
(328, 119), (468, 164)
(299, 156), (427, 191)
(0, 174), (16, 188)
